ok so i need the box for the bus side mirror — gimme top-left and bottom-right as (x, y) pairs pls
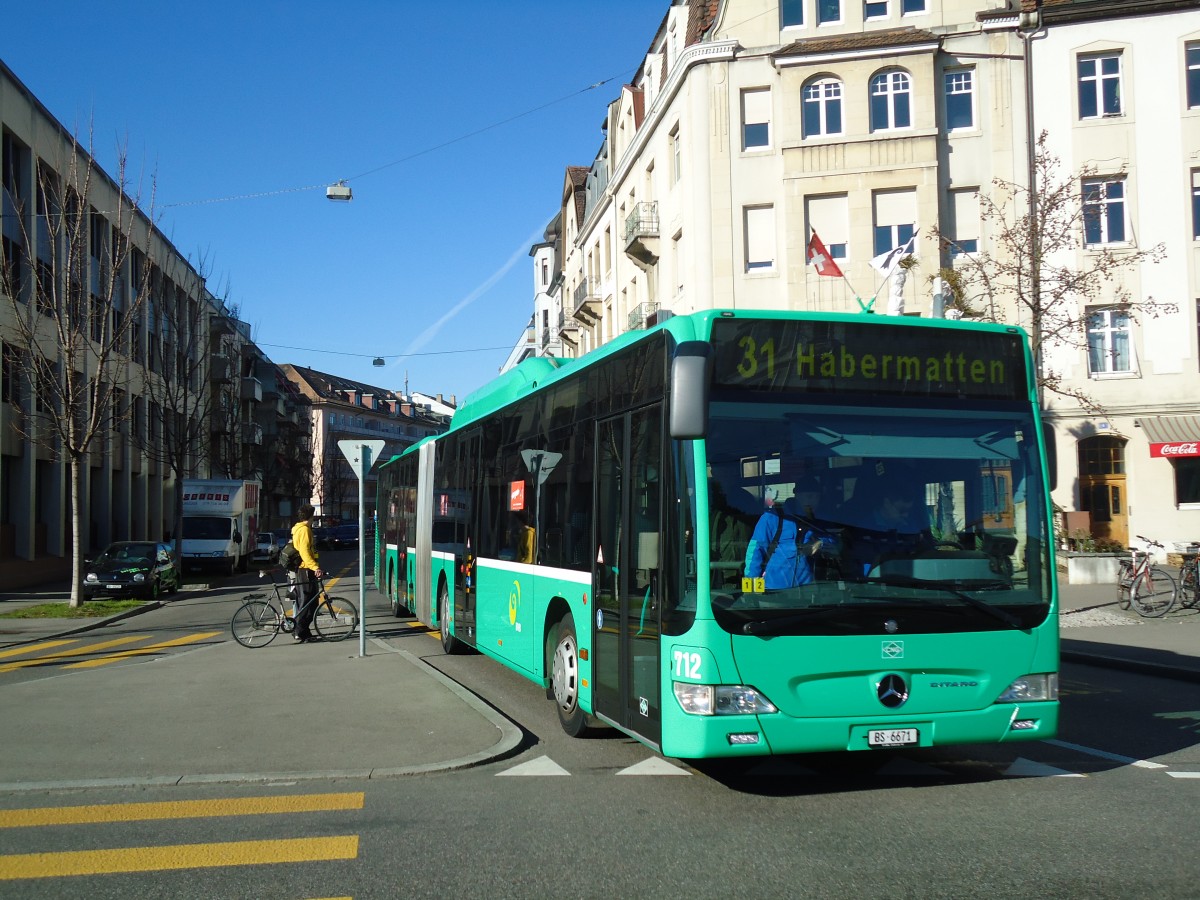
(670, 341), (712, 440)
(1043, 425), (1057, 492)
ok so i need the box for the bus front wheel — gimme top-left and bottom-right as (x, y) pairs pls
(550, 616), (589, 737)
(438, 581), (463, 654)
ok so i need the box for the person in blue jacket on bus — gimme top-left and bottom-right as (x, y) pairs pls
(744, 476), (828, 589)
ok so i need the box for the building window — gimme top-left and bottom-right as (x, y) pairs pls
(807, 194), (849, 261)
(870, 70), (912, 131)
(872, 189), (917, 257)
(741, 89), (771, 150)
(803, 78), (843, 137)
(949, 189), (979, 256)
(901, 0), (927, 12)
(1174, 459), (1200, 505)
(1188, 43), (1200, 109)
(944, 67), (974, 131)
(781, 0), (803, 26)
(1078, 52), (1122, 119)
(1082, 176), (1126, 245)
(744, 205), (776, 272)
(1086, 307), (1131, 374)
(1192, 170), (1200, 239)
(865, 0), (888, 20)
(670, 126), (682, 183)
(818, 0), (841, 25)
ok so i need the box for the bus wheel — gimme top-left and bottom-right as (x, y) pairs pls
(550, 616), (590, 737)
(438, 581), (463, 654)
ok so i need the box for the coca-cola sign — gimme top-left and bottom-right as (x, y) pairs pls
(1151, 442), (1200, 458)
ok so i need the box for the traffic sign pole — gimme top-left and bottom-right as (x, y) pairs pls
(338, 439), (386, 657)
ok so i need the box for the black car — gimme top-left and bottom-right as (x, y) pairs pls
(83, 541), (181, 601)
(328, 524), (359, 550)
(312, 527), (333, 550)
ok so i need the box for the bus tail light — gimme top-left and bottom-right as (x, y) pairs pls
(996, 673), (1058, 703)
(673, 683), (778, 716)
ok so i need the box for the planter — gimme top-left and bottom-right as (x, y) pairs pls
(1056, 551), (1123, 584)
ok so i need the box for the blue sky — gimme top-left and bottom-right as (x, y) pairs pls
(2, 2), (667, 403)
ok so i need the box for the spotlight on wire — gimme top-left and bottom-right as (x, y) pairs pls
(326, 180), (352, 202)
(372, 357), (385, 367)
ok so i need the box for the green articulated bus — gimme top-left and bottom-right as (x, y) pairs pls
(374, 309), (1059, 759)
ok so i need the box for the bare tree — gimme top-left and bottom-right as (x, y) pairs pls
(1, 133), (153, 606)
(934, 132), (1169, 412)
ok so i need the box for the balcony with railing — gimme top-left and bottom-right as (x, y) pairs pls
(624, 201), (660, 270)
(628, 302), (668, 331)
(571, 279), (601, 323)
(241, 376), (262, 403)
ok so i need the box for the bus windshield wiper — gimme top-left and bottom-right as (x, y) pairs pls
(874, 575), (1023, 629)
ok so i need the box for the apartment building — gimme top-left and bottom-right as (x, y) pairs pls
(281, 365), (452, 523)
(1031, 0), (1200, 551)
(510, 0), (1200, 554)
(0, 59), (312, 588)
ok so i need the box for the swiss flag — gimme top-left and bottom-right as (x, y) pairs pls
(807, 231), (844, 278)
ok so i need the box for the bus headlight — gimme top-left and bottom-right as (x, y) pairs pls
(996, 673), (1058, 703)
(673, 683), (778, 716)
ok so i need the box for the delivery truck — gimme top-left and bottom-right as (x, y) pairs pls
(181, 479), (261, 575)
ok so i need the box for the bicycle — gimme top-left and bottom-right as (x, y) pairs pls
(230, 568), (359, 647)
(1115, 535), (1177, 618)
(1176, 544), (1200, 610)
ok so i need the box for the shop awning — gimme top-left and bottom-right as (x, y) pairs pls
(1136, 415), (1200, 458)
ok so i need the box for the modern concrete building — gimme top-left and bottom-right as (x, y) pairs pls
(0, 59), (312, 588)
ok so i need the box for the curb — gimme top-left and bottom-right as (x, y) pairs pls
(1061, 649), (1200, 684)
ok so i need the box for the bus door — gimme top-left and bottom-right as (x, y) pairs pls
(593, 405), (662, 748)
(454, 429), (480, 644)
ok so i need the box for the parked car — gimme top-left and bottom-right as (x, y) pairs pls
(328, 524), (359, 549)
(83, 541), (180, 601)
(312, 526), (333, 550)
(251, 531), (281, 563)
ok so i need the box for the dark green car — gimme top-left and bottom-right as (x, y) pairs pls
(83, 542), (181, 601)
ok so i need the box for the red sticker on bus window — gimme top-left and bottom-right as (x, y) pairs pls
(510, 481), (525, 511)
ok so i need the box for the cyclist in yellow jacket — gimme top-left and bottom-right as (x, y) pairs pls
(291, 504), (324, 643)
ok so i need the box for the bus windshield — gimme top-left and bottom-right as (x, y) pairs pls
(705, 399), (1053, 636)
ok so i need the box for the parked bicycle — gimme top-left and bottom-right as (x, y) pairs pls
(1115, 535), (1177, 618)
(1176, 543), (1200, 610)
(230, 569), (358, 647)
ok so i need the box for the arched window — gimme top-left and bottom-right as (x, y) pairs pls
(802, 77), (843, 138)
(870, 69), (912, 131)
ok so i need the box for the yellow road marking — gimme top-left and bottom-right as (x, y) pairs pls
(63, 631), (222, 669)
(0, 792), (365, 828)
(0, 636), (147, 673)
(0, 835), (359, 879)
(0, 640), (77, 660)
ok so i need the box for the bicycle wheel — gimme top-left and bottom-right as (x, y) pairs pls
(231, 600), (282, 647)
(1179, 566), (1199, 610)
(1131, 568), (1177, 618)
(312, 596), (358, 642)
(1115, 562), (1133, 610)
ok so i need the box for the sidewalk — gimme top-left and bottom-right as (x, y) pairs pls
(0, 593), (523, 792)
(1058, 580), (1200, 683)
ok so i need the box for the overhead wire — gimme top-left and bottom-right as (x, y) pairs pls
(161, 72), (630, 209)
(255, 341), (511, 360)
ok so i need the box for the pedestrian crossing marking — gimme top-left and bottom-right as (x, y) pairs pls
(1044, 739), (1167, 770)
(1166, 771), (1200, 779)
(496, 755), (571, 776)
(1004, 758), (1086, 778)
(0, 636), (148, 673)
(63, 631), (222, 668)
(0, 640), (77, 660)
(0, 835), (359, 880)
(616, 758), (690, 776)
(0, 792), (365, 829)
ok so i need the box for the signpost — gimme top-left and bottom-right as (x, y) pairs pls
(338, 439), (386, 657)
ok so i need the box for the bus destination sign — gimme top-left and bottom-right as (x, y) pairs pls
(711, 318), (1027, 402)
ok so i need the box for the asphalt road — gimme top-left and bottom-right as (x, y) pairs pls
(1, 552), (1198, 898)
